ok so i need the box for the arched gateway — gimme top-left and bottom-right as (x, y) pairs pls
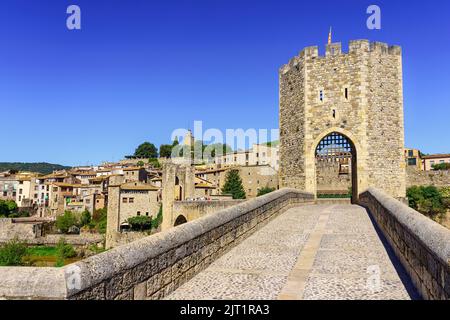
(279, 40), (406, 200)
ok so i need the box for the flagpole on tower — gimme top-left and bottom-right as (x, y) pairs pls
(328, 26), (332, 45)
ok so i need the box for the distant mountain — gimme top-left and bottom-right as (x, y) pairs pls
(0, 162), (71, 175)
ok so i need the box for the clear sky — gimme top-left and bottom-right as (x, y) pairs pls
(1, 0), (449, 166)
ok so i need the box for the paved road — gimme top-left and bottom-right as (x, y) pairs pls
(166, 204), (420, 300)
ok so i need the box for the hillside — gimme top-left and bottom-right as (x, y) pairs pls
(0, 162), (71, 175)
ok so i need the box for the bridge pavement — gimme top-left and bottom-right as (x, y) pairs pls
(166, 204), (420, 300)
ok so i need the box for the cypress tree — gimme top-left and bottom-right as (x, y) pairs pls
(221, 169), (246, 199)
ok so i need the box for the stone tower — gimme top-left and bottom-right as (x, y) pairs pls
(279, 40), (406, 199)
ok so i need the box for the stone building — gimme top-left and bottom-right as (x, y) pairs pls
(422, 154), (450, 171)
(279, 39), (406, 200)
(196, 164), (278, 198)
(106, 181), (161, 248)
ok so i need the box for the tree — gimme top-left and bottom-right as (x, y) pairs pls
(56, 211), (79, 234)
(257, 187), (276, 197)
(159, 138), (180, 158)
(221, 169), (246, 199)
(0, 200), (18, 217)
(406, 186), (446, 221)
(80, 210), (91, 227)
(134, 142), (158, 159)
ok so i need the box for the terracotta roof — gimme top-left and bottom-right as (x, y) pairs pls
(422, 154), (450, 160)
(122, 167), (143, 171)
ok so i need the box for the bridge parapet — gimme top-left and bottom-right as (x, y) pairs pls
(0, 188), (314, 300)
(360, 188), (450, 300)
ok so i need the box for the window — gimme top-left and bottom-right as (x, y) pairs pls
(408, 158), (417, 166)
(408, 150), (413, 157)
(137, 211), (141, 216)
(430, 160), (435, 166)
(145, 212), (149, 216)
(123, 198), (128, 203)
(440, 160), (445, 164)
(344, 88), (348, 100)
(319, 90), (324, 102)
(19, 189), (23, 195)
(3, 192), (6, 197)
(129, 198), (134, 203)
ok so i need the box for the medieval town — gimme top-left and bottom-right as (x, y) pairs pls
(0, 1), (449, 304)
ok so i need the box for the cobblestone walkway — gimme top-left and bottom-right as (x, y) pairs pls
(166, 204), (420, 300)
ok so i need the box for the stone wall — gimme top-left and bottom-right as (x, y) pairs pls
(0, 218), (42, 242)
(406, 167), (450, 188)
(279, 40), (406, 199)
(0, 188), (314, 300)
(173, 199), (245, 224)
(360, 188), (450, 300)
(316, 161), (351, 192)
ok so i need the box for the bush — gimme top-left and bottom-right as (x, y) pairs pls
(80, 210), (91, 227)
(0, 238), (27, 266)
(56, 211), (79, 234)
(257, 187), (276, 197)
(406, 186), (446, 221)
(151, 205), (163, 229)
(432, 163), (450, 171)
(128, 216), (152, 231)
(54, 238), (77, 267)
(92, 208), (107, 223)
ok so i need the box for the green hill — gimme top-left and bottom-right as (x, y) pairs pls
(0, 162), (71, 175)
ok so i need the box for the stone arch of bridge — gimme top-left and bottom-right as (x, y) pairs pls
(174, 214), (188, 227)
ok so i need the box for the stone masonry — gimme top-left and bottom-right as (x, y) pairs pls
(279, 40), (406, 199)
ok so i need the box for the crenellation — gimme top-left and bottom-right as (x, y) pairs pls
(326, 42), (342, 57)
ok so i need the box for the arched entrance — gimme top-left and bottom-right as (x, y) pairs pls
(174, 215), (187, 226)
(314, 132), (358, 203)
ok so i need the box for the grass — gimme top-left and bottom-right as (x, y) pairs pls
(25, 246), (58, 257)
(23, 245), (80, 267)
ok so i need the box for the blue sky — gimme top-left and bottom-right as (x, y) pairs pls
(1, 0), (449, 166)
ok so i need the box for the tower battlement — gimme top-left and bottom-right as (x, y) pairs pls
(280, 40), (402, 74)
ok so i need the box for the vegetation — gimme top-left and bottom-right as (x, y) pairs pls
(132, 142), (158, 159)
(317, 194), (351, 199)
(159, 138), (180, 158)
(55, 238), (77, 267)
(0, 238), (27, 266)
(0, 200), (18, 217)
(406, 186), (447, 222)
(148, 158), (161, 168)
(221, 169), (246, 199)
(151, 205), (163, 229)
(0, 162), (70, 175)
(126, 205), (163, 232)
(432, 163), (450, 171)
(257, 187), (276, 197)
(136, 160), (145, 167)
(92, 208), (107, 234)
(80, 210), (91, 227)
(261, 140), (280, 147)
(127, 216), (153, 231)
(56, 211), (79, 234)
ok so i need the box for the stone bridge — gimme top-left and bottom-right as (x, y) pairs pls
(0, 188), (449, 300)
